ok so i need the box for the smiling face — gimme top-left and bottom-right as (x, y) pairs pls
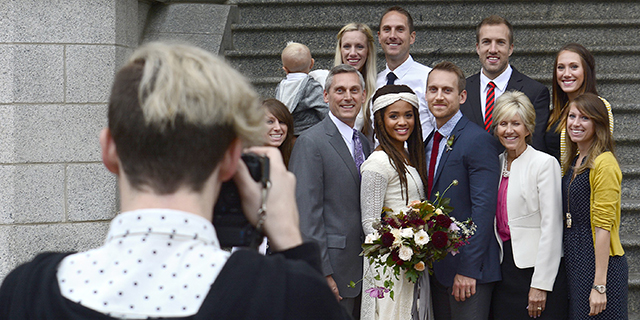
(556, 50), (585, 101)
(566, 102), (595, 150)
(426, 69), (467, 128)
(476, 23), (513, 80)
(264, 111), (287, 147)
(378, 11), (415, 68)
(341, 30), (369, 72)
(496, 113), (529, 158)
(324, 72), (365, 127)
(383, 100), (415, 148)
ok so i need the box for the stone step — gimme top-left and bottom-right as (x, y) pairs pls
(231, 22), (640, 54)
(229, 0), (640, 25)
(227, 48), (640, 81)
(621, 166), (640, 199)
(631, 272), (640, 317)
(621, 200), (640, 237)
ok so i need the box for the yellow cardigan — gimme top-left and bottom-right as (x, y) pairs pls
(589, 151), (624, 256)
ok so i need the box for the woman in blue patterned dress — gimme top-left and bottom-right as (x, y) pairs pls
(560, 93), (627, 319)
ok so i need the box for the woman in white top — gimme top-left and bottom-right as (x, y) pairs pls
(490, 91), (568, 319)
(360, 85), (429, 320)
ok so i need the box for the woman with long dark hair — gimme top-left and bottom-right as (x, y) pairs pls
(263, 98), (295, 167)
(360, 85), (429, 320)
(545, 43), (613, 165)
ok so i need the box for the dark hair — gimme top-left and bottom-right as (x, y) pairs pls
(549, 43), (598, 130)
(379, 6), (415, 33)
(476, 15), (514, 45)
(429, 61), (466, 93)
(372, 85), (428, 201)
(559, 93), (614, 175)
(263, 98), (295, 167)
(109, 61), (235, 194)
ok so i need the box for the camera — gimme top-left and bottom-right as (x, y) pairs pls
(213, 153), (269, 248)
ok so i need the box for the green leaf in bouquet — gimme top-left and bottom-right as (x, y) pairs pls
(348, 281), (356, 288)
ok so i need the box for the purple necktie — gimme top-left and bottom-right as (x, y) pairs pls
(353, 128), (365, 174)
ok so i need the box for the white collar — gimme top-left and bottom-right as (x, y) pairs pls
(480, 64), (513, 92)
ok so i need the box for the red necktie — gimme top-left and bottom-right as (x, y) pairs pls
(427, 131), (443, 197)
(484, 81), (496, 132)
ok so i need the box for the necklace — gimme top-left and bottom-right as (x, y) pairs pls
(501, 156), (510, 178)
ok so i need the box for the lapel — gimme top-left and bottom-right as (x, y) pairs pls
(324, 117), (361, 185)
(506, 67), (524, 92)
(465, 74), (484, 125)
(432, 117), (468, 189)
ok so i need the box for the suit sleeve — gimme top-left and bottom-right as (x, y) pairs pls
(288, 134), (333, 276)
(457, 132), (500, 278)
(530, 84), (550, 152)
(531, 156), (563, 291)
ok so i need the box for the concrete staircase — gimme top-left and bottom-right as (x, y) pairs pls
(224, 0), (640, 317)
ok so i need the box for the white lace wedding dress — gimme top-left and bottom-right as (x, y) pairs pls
(360, 151), (431, 320)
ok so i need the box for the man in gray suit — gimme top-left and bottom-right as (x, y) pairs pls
(289, 64), (371, 318)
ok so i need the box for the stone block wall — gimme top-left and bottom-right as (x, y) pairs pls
(0, 0), (239, 280)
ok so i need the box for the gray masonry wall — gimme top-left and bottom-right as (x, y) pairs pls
(0, 0), (235, 280)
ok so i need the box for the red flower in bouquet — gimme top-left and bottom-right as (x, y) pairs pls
(431, 231), (448, 249)
(435, 214), (452, 228)
(381, 232), (394, 247)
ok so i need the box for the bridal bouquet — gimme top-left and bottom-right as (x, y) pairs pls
(351, 180), (476, 299)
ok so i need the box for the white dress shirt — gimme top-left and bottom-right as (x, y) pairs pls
(329, 111), (356, 157)
(479, 65), (513, 119)
(57, 209), (230, 319)
(377, 55), (435, 137)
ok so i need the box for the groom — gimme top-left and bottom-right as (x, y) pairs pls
(424, 61), (501, 320)
(290, 64), (371, 318)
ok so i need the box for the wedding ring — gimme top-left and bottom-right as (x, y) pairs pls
(537, 307), (542, 311)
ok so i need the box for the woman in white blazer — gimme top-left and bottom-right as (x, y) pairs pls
(489, 91), (568, 319)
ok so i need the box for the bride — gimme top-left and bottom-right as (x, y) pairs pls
(360, 85), (431, 320)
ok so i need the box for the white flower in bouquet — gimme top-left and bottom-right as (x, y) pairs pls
(398, 245), (413, 261)
(435, 208), (444, 215)
(414, 229), (430, 246)
(365, 231), (380, 244)
(400, 227), (414, 238)
(390, 228), (403, 247)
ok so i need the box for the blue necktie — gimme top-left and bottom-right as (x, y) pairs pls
(386, 72), (398, 85)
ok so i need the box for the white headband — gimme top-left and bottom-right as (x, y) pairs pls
(372, 92), (419, 114)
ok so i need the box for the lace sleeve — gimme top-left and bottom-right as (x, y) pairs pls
(361, 169), (388, 235)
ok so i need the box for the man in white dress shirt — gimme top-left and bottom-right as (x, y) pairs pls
(377, 6), (435, 137)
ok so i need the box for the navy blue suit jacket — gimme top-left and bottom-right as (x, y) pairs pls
(460, 67), (550, 152)
(425, 115), (502, 287)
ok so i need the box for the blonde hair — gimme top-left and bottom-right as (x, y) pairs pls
(281, 42), (313, 73)
(334, 23), (377, 136)
(110, 41), (264, 193)
(491, 91), (536, 144)
(132, 42), (264, 145)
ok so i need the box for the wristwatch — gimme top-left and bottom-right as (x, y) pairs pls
(592, 284), (607, 294)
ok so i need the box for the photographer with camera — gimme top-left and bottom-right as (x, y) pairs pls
(0, 42), (350, 319)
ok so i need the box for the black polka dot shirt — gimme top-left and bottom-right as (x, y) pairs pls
(57, 209), (229, 319)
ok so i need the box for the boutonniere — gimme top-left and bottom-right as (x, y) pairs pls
(445, 135), (455, 152)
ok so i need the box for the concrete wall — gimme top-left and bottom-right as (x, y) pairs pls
(0, 0), (235, 279)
